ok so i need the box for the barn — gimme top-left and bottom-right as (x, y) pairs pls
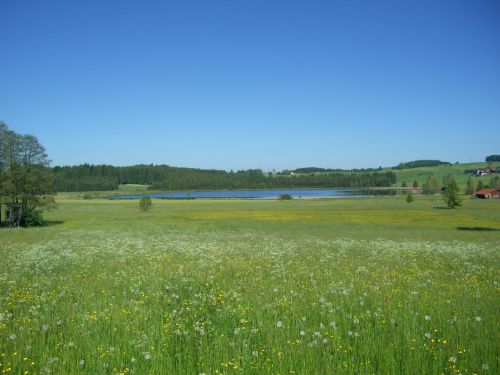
(474, 189), (500, 199)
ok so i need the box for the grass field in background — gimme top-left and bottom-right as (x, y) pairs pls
(1, 197), (499, 374)
(390, 162), (500, 190)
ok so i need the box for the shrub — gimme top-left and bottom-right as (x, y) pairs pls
(406, 193), (414, 203)
(25, 211), (44, 227)
(139, 196), (152, 211)
(278, 193), (293, 200)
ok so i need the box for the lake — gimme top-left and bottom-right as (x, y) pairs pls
(111, 188), (405, 200)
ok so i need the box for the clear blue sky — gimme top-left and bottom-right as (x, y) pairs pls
(1, 0), (499, 170)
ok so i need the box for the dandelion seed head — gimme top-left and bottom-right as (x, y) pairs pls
(144, 352), (151, 360)
(449, 356), (457, 363)
(276, 321), (283, 328)
(424, 315), (431, 321)
(78, 359), (84, 366)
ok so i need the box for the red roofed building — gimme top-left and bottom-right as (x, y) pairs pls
(474, 189), (500, 199)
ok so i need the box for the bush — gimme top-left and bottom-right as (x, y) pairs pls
(25, 211), (44, 227)
(278, 193), (293, 200)
(406, 193), (414, 203)
(139, 196), (152, 211)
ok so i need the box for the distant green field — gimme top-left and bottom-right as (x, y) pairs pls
(118, 184), (150, 191)
(1, 197), (498, 374)
(391, 162), (499, 190)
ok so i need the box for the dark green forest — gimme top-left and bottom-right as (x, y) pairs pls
(52, 164), (397, 192)
(393, 160), (451, 169)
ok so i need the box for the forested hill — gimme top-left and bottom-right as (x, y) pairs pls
(52, 164), (396, 192)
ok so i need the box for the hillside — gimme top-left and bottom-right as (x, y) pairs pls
(391, 162), (500, 191)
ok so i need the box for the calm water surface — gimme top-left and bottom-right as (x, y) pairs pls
(111, 188), (402, 200)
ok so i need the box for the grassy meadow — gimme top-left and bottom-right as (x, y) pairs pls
(390, 162), (500, 190)
(1, 196), (499, 374)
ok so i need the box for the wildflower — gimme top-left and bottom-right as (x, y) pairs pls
(300, 330), (305, 337)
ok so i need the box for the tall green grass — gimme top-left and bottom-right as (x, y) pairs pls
(0, 198), (498, 374)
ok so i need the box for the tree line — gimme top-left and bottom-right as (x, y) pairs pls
(485, 155), (500, 162)
(52, 164), (397, 192)
(0, 122), (55, 226)
(393, 160), (451, 170)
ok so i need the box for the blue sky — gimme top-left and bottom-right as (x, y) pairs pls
(1, 0), (499, 170)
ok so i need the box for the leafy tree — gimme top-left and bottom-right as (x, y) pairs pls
(476, 180), (484, 191)
(406, 192), (414, 203)
(442, 179), (462, 209)
(401, 181), (407, 188)
(422, 175), (440, 194)
(442, 174), (454, 188)
(0, 122), (54, 226)
(490, 175), (500, 189)
(412, 180), (418, 188)
(465, 176), (476, 195)
(139, 196), (152, 211)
